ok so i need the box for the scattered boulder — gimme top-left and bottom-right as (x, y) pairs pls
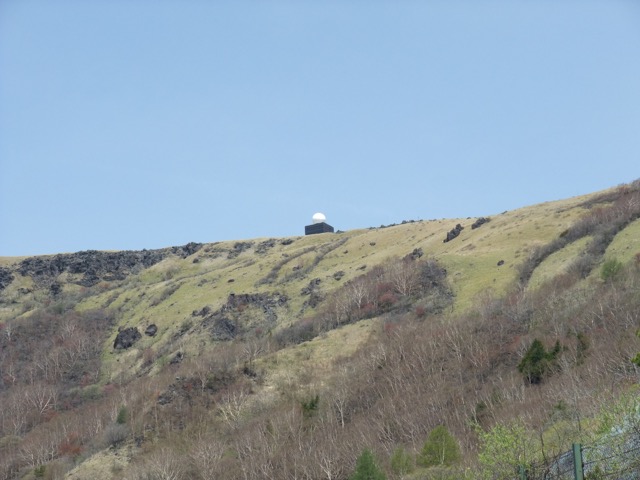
(113, 327), (141, 349)
(333, 271), (345, 281)
(170, 351), (184, 364)
(409, 248), (424, 259)
(192, 306), (212, 317)
(300, 278), (322, 296)
(444, 224), (464, 243)
(497, 260), (505, 266)
(145, 324), (158, 336)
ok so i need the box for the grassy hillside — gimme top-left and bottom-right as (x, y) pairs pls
(1, 181), (639, 480)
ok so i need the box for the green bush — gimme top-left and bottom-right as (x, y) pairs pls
(390, 446), (414, 475)
(417, 425), (461, 468)
(477, 421), (533, 480)
(116, 406), (128, 425)
(601, 258), (623, 282)
(350, 449), (386, 480)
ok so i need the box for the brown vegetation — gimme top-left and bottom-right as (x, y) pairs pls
(1, 182), (640, 479)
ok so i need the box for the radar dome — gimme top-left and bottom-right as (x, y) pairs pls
(312, 212), (326, 224)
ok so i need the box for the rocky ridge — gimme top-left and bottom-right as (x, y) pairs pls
(1, 243), (202, 290)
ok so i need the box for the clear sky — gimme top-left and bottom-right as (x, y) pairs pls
(1, 1), (639, 256)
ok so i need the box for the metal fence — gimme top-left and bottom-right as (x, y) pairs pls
(519, 440), (640, 480)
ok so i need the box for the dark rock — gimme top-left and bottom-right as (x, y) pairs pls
(225, 292), (288, 310)
(0, 267), (14, 291)
(255, 239), (277, 255)
(18, 248), (165, 287)
(227, 242), (254, 259)
(280, 238), (294, 246)
(170, 242), (202, 258)
(203, 292), (288, 340)
(497, 260), (505, 266)
(443, 224), (464, 243)
(113, 327), (141, 349)
(333, 271), (345, 281)
(15, 243), (201, 290)
(300, 278), (322, 296)
(306, 291), (324, 309)
(471, 217), (491, 229)
(192, 306), (211, 317)
(170, 351), (184, 364)
(157, 388), (174, 405)
(49, 282), (62, 297)
(211, 317), (237, 341)
(145, 324), (158, 336)
(410, 247), (424, 259)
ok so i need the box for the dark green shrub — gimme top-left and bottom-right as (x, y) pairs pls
(301, 394), (320, 418)
(518, 339), (561, 384)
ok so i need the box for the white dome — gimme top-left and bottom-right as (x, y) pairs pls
(312, 212), (326, 224)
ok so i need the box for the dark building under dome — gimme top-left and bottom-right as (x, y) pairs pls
(305, 222), (335, 235)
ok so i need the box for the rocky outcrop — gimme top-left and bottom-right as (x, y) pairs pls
(301, 278), (323, 309)
(444, 224), (464, 243)
(14, 243), (202, 288)
(210, 317), (238, 341)
(170, 242), (202, 258)
(113, 327), (142, 349)
(202, 292), (288, 340)
(471, 217), (491, 229)
(227, 242), (254, 259)
(255, 239), (277, 255)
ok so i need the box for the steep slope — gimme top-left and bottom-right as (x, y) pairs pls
(1, 181), (639, 480)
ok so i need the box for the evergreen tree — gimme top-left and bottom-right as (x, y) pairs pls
(350, 449), (386, 480)
(116, 406), (128, 425)
(518, 339), (562, 384)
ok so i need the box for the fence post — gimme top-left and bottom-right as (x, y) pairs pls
(573, 443), (584, 480)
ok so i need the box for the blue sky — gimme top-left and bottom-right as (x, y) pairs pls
(1, 1), (639, 256)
